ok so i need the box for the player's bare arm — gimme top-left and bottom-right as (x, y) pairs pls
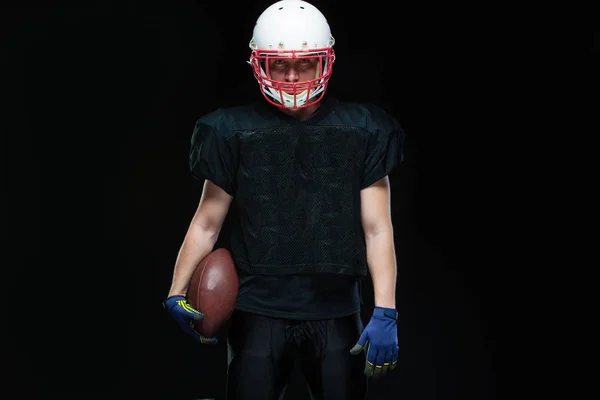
(360, 175), (397, 309)
(168, 179), (233, 297)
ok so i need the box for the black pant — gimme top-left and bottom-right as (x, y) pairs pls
(226, 311), (368, 400)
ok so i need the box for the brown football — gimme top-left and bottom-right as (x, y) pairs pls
(186, 248), (239, 338)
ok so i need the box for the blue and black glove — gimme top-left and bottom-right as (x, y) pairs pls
(350, 306), (399, 377)
(162, 295), (218, 345)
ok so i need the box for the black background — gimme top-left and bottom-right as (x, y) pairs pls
(4, 0), (569, 398)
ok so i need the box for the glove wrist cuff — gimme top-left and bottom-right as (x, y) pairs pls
(373, 306), (398, 320)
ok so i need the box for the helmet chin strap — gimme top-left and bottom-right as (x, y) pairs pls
(269, 88), (310, 106)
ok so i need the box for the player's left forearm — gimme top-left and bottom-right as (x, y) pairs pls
(365, 229), (397, 309)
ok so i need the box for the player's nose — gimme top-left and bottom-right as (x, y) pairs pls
(285, 67), (299, 82)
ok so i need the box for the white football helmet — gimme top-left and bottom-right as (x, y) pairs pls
(248, 0), (336, 109)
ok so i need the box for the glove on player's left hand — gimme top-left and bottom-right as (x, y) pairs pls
(350, 306), (399, 378)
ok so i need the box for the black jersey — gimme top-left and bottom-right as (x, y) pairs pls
(189, 95), (404, 319)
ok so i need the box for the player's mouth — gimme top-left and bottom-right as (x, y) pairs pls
(280, 85), (308, 94)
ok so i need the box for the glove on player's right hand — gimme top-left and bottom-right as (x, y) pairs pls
(163, 295), (217, 344)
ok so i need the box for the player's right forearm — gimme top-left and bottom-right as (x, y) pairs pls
(168, 224), (219, 297)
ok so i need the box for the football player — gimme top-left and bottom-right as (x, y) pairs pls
(164, 1), (405, 399)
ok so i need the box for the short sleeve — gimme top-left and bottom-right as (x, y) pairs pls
(189, 118), (237, 196)
(361, 111), (405, 189)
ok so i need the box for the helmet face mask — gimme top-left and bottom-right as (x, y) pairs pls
(249, 46), (335, 109)
(248, 0), (335, 109)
